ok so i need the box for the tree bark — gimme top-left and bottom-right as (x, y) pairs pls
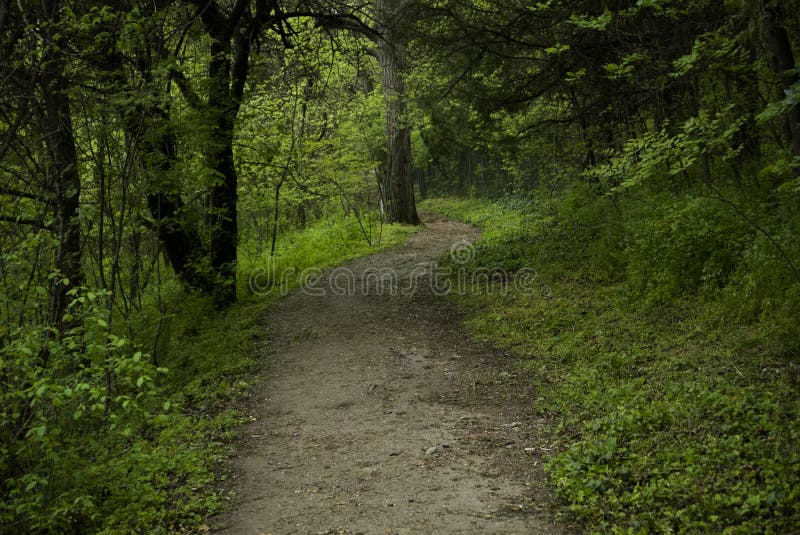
(142, 125), (208, 290)
(182, 0), (252, 306)
(206, 36), (239, 305)
(40, 4), (82, 335)
(376, 0), (420, 225)
(762, 3), (800, 157)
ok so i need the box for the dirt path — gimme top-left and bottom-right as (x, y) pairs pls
(214, 215), (571, 534)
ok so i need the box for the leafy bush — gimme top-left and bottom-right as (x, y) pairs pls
(622, 195), (752, 304)
(0, 288), (174, 533)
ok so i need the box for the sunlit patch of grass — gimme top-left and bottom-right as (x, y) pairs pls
(238, 215), (418, 297)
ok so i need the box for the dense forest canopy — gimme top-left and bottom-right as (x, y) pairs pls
(1, 0), (799, 531)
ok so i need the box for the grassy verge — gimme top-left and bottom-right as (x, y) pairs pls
(92, 217), (417, 533)
(421, 197), (800, 533)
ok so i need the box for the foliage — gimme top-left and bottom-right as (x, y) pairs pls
(424, 196), (800, 532)
(0, 285), (189, 533)
(1, 0), (408, 529)
(236, 26), (387, 251)
(0, 208), (413, 534)
(2, 0), (800, 531)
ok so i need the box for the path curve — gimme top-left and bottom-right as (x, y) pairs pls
(214, 215), (570, 534)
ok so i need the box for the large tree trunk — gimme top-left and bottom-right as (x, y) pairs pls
(40, 6), (82, 335)
(182, 0), (252, 306)
(377, 0), (420, 225)
(129, 16), (211, 292)
(206, 47), (239, 306)
(142, 123), (208, 290)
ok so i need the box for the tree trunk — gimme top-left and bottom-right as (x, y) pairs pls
(376, 0), (420, 225)
(129, 24), (211, 292)
(204, 29), (248, 306)
(142, 126), (208, 291)
(40, 10), (82, 335)
(186, 1), (253, 307)
(762, 3), (800, 158)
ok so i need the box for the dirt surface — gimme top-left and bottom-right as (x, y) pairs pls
(213, 214), (573, 534)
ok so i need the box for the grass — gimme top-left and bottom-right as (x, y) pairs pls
(109, 215), (418, 533)
(421, 197), (800, 533)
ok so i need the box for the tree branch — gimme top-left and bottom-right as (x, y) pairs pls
(0, 100), (31, 164)
(314, 13), (382, 42)
(0, 186), (46, 202)
(169, 67), (204, 109)
(187, 0), (248, 39)
(0, 214), (48, 228)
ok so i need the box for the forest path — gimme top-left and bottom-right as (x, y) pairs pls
(213, 214), (570, 534)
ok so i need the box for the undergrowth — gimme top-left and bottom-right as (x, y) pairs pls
(422, 196), (800, 533)
(0, 216), (416, 534)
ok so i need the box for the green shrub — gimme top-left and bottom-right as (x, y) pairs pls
(622, 195), (752, 304)
(0, 288), (175, 533)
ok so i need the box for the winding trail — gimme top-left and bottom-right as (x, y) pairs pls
(214, 215), (571, 534)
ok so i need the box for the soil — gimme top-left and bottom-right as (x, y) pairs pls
(213, 214), (575, 534)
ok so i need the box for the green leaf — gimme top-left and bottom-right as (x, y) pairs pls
(28, 425), (46, 438)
